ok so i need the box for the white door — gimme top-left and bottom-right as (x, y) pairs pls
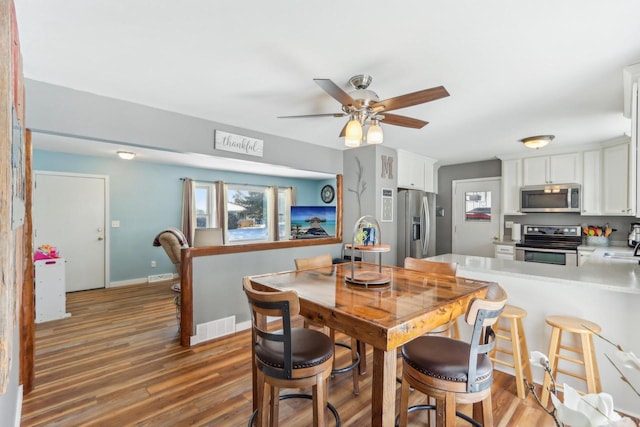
(452, 178), (501, 257)
(34, 172), (108, 292)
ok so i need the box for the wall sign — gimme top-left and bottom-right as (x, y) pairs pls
(214, 130), (264, 157)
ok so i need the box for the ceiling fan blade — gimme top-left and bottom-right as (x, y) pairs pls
(278, 113), (346, 119)
(380, 113), (429, 129)
(314, 78), (356, 106)
(373, 86), (449, 113)
(339, 122), (348, 137)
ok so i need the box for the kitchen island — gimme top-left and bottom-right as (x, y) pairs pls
(427, 253), (640, 417)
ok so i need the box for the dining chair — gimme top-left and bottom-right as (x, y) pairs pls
(398, 283), (507, 427)
(243, 279), (340, 427)
(403, 257), (460, 338)
(294, 254), (361, 395)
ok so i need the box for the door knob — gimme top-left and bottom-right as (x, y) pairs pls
(98, 236), (104, 241)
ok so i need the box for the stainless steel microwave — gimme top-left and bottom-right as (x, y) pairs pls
(520, 184), (580, 213)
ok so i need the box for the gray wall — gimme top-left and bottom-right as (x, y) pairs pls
(342, 145), (397, 265)
(25, 80), (343, 175)
(436, 159), (502, 254)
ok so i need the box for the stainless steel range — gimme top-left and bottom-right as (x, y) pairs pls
(515, 225), (582, 266)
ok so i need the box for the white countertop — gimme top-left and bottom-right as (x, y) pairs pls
(428, 248), (640, 295)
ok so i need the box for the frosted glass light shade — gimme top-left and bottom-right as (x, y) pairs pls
(117, 151), (136, 160)
(345, 119), (362, 147)
(367, 123), (383, 144)
(520, 135), (554, 149)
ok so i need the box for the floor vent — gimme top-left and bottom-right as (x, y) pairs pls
(148, 273), (174, 283)
(195, 316), (236, 342)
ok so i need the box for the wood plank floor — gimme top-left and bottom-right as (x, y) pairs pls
(21, 281), (561, 426)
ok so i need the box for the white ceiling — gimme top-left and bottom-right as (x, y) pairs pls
(13, 1), (640, 168)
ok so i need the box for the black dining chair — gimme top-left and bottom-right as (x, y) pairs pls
(243, 278), (340, 427)
(397, 283), (507, 427)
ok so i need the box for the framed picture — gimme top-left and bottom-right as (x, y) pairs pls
(381, 188), (393, 222)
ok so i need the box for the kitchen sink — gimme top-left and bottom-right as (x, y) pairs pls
(602, 251), (639, 263)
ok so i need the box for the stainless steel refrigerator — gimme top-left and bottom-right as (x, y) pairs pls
(397, 189), (436, 265)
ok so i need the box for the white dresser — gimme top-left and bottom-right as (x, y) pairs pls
(35, 258), (70, 323)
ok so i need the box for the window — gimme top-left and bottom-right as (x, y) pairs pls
(465, 191), (492, 221)
(195, 182), (218, 228)
(227, 184), (269, 242)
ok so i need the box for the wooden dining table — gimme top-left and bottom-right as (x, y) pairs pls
(247, 261), (493, 427)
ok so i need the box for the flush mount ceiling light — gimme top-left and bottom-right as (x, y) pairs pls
(117, 151), (136, 160)
(520, 135), (555, 149)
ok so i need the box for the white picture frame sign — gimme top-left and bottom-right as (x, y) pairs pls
(214, 130), (264, 157)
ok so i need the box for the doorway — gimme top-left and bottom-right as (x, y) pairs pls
(33, 171), (109, 291)
(451, 177), (501, 257)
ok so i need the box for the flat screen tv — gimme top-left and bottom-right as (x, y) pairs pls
(290, 206), (336, 239)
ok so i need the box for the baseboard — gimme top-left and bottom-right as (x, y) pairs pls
(110, 274), (177, 288)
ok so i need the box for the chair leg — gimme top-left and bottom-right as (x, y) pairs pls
(472, 396), (493, 427)
(259, 376), (270, 427)
(540, 327), (562, 407)
(270, 385), (279, 427)
(256, 370), (266, 427)
(442, 392), (456, 427)
(398, 376), (411, 427)
(350, 336), (360, 395)
(312, 373), (326, 427)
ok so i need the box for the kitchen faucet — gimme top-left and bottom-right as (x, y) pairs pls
(634, 242), (640, 262)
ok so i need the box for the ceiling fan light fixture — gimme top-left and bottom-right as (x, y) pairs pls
(520, 135), (554, 149)
(345, 118), (363, 147)
(117, 150), (136, 160)
(366, 120), (384, 144)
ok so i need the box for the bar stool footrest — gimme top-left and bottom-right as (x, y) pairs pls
(248, 393), (341, 427)
(394, 404), (482, 427)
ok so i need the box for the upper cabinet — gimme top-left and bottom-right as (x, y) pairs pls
(522, 152), (582, 186)
(501, 158), (523, 214)
(397, 150), (437, 193)
(602, 142), (635, 215)
(582, 141), (635, 216)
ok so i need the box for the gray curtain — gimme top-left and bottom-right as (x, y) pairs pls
(215, 181), (226, 244)
(181, 178), (195, 246)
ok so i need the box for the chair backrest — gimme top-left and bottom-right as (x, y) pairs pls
(193, 228), (223, 247)
(294, 253), (333, 270)
(464, 283), (507, 392)
(404, 257), (458, 276)
(243, 278), (300, 379)
(157, 232), (184, 266)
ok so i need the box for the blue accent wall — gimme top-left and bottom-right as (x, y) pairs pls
(33, 150), (334, 282)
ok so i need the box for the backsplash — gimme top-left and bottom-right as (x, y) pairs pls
(503, 213), (637, 247)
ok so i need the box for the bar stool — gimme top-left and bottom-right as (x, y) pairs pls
(539, 315), (602, 407)
(489, 304), (532, 399)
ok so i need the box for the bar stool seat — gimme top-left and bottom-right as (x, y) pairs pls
(539, 315), (602, 407)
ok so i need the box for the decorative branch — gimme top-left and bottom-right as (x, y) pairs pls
(347, 157), (367, 217)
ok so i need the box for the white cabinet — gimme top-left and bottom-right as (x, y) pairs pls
(35, 258), (70, 323)
(501, 159), (522, 214)
(577, 247), (596, 266)
(580, 142), (635, 216)
(397, 150), (437, 193)
(522, 152), (582, 186)
(602, 142), (635, 215)
(494, 243), (515, 260)
(581, 149), (602, 215)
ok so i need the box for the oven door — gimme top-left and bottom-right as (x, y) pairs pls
(515, 247), (578, 266)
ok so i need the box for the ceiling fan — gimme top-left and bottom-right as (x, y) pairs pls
(279, 74), (449, 147)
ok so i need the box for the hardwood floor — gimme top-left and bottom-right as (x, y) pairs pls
(22, 281), (559, 426)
